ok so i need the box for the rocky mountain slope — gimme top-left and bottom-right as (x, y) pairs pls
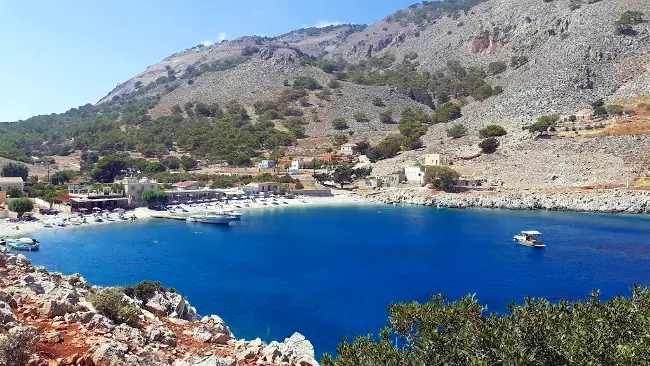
(0, 249), (320, 366)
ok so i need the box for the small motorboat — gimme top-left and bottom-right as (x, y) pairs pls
(187, 212), (234, 225)
(7, 237), (40, 251)
(514, 230), (545, 248)
(437, 203), (445, 209)
(94, 217), (103, 223)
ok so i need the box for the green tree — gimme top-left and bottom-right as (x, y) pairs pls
(323, 287), (650, 366)
(378, 109), (394, 124)
(332, 134), (349, 148)
(142, 190), (159, 208)
(528, 114), (559, 134)
(1, 162), (28, 181)
(92, 155), (128, 183)
(606, 104), (625, 116)
(51, 170), (74, 185)
(146, 161), (166, 173)
(5, 187), (23, 198)
(331, 165), (354, 188)
(479, 137), (500, 153)
(446, 124), (467, 138)
(171, 104), (183, 114)
(423, 165), (460, 191)
(433, 102), (461, 123)
(313, 172), (330, 185)
(356, 140), (371, 155)
(293, 76), (321, 90)
(479, 124), (507, 138)
(367, 137), (402, 162)
(227, 152), (252, 167)
(8, 197), (34, 216)
(332, 118), (349, 130)
(180, 156), (198, 171)
(89, 287), (141, 328)
(161, 156), (181, 170)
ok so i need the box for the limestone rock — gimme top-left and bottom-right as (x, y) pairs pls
(0, 300), (18, 328)
(39, 298), (74, 318)
(193, 355), (236, 366)
(144, 291), (199, 321)
(113, 323), (146, 347)
(0, 290), (18, 308)
(192, 315), (234, 344)
(146, 325), (176, 346)
(89, 341), (128, 366)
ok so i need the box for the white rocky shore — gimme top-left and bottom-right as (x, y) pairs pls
(366, 187), (650, 214)
(0, 248), (320, 366)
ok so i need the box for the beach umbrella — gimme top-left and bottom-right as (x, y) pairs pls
(79, 208), (88, 212)
(92, 207), (101, 211)
(171, 201), (180, 204)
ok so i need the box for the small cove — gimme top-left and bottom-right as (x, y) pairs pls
(22, 205), (650, 356)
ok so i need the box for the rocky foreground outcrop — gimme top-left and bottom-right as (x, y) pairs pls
(0, 249), (319, 366)
(367, 187), (650, 214)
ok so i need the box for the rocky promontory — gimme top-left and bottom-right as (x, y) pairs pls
(0, 249), (319, 366)
(366, 188), (650, 214)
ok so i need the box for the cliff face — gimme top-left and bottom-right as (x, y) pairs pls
(0, 249), (319, 366)
(102, 0), (650, 127)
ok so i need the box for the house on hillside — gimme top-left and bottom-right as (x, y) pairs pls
(0, 177), (24, 193)
(340, 143), (358, 156)
(173, 181), (200, 190)
(258, 160), (276, 169)
(242, 182), (279, 195)
(405, 166), (424, 185)
(424, 154), (445, 166)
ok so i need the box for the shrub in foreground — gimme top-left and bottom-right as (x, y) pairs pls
(323, 286), (650, 366)
(479, 124), (507, 138)
(0, 326), (38, 366)
(90, 287), (141, 328)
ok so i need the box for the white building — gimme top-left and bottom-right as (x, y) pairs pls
(0, 177), (24, 192)
(424, 154), (445, 166)
(405, 166), (424, 185)
(340, 143), (358, 156)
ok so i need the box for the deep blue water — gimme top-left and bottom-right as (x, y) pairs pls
(22, 205), (650, 356)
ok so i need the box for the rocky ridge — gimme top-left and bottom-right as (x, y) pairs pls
(367, 187), (650, 214)
(0, 250), (319, 366)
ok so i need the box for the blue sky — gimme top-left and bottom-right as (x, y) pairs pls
(0, 0), (419, 122)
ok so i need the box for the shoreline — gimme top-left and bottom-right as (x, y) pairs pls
(0, 193), (366, 239)
(364, 187), (650, 214)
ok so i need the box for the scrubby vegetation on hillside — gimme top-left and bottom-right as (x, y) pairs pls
(309, 55), (500, 111)
(323, 286), (650, 366)
(386, 0), (490, 25)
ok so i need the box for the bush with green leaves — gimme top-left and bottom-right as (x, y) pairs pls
(367, 137), (403, 162)
(433, 103), (461, 123)
(422, 165), (460, 191)
(331, 118), (349, 130)
(606, 104), (625, 116)
(479, 137), (500, 153)
(353, 111), (369, 122)
(378, 109), (394, 124)
(479, 124), (507, 138)
(323, 286), (650, 366)
(123, 280), (164, 300)
(0, 326), (39, 366)
(327, 78), (341, 89)
(8, 198), (33, 216)
(446, 124), (467, 138)
(528, 114), (560, 134)
(615, 10), (645, 35)
(293, 76), (321, 91)
(1, 162), (28, 181)
(487, 61), (507, 75)
(90, 287), (141, 328)
(332, 134), (349, 148)
(372, 97), (385, 107)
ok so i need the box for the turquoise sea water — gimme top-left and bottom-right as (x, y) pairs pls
(22, 205), (650, 356)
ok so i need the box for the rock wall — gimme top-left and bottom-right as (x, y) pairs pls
(368, 188), (650, 214)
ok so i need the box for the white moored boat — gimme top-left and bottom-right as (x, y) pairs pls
(513, 230), (545, 248)
(7, 237), (40, 251)
(186, 212), (234, 225)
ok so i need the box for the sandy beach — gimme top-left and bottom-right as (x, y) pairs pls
(0, 191), (365, 240)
